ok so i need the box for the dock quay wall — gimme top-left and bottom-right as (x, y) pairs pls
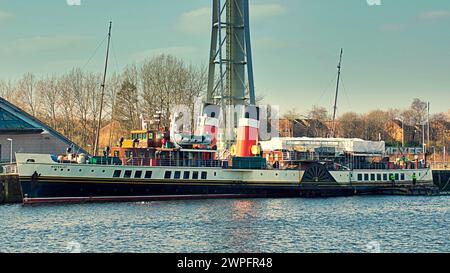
(0, 175), (22, 204)
(433, 170), (450, 192)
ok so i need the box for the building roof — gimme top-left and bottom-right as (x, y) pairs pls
(0, 97), (88, 154)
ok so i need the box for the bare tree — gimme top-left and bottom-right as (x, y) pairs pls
(338, 112), (365, 139)
(140, 54), (207, 130)
(430, 113), (449, 150)
(283, 108), (301, 121)
(0, 79), (17, 103)
(17, 73), (40, 117)
(114, 78), (140, 132)
(363, 110), (392, 141)
(59, 71), (78, 141)
(308, 105), (329, 121)
(410, 98), (428, 125)
(37, 76), (61, 130)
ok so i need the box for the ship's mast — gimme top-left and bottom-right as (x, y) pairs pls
(94, 21), (112, 156)
(331, 48), (343, 138)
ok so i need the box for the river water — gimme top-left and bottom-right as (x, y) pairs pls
(1, 196), (449, 253)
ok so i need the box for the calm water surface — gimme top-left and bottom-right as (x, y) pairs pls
(1, 196), (449, 253)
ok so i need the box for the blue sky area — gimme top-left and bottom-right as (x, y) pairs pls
(0, 0), (449, 114)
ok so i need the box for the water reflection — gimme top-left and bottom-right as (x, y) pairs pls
(1, 196), (450, 253)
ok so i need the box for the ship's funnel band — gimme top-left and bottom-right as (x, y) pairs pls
(236, 116), (260, 157)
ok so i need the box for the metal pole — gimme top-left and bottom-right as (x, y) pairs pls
(433, 146), (436, 164)
(427, 102), (430, 148)
(94, 21), (113, 157)
(332, 48), (343, 138)
(402, 120), (405, 147)
(10, 139), (13, 164)
(422, 123), (426, 158)
(444, 146), (447, 167)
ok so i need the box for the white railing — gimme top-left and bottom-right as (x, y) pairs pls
(90, 157), (224, 168)
(0, 164), (17, 175)
(431, 162), (449, 170)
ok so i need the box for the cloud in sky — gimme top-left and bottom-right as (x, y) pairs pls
(177, 7), (210, 35)
(177, 4), (288, 35)
(381, 23), (408, 32)
(0, 10), (14, 21)
(381, 10), (450, 32)
(251, 4), (288, 18)
(418, 10), (450, 20)
(130, 46), (198, 62)
(0, 36), (83, 54)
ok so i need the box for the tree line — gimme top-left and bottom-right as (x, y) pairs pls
(0, 53), (448, 154)
(283, 99), (449, 151)
(0, 54), (207, 153)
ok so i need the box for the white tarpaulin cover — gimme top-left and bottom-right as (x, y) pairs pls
(260, 137), (385, 154)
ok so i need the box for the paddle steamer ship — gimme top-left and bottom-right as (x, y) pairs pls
(16, 122), (434, 204)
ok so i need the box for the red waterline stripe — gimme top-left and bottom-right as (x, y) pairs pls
(22, 194), (264, 205)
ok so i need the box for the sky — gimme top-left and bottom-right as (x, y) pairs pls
(0, 0), (449, 115)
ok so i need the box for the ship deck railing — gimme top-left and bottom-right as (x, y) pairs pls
(431, 162), (449, 170)
(108, 158), (223, 169)
(0, 163), (17, 175)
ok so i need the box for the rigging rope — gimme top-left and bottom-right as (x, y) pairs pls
(81, 34), (109, 71)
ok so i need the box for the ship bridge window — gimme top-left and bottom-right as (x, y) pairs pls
(395, 174), (399, 180)
(174, 171), (181, 179)
(201, 172), (208, 180)
(370, 174), (376, 181)
(377, 174), (382, 181)
(113, 170), (121, 178)
(357, 174), (363, 181)
(383, 174), (388, 181)
(135, 171), (143, 179)
(165, 171), (172, 179)
(145, 171), (153, 179)
(364, 174), (369, 181)
(183, 171), (190, 180)
(401, 173), (405, 181)
(192, 171), (199, 180)
(124, 170), (132, 178)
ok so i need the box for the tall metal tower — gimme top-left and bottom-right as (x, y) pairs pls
(206, 0), (256, 107)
